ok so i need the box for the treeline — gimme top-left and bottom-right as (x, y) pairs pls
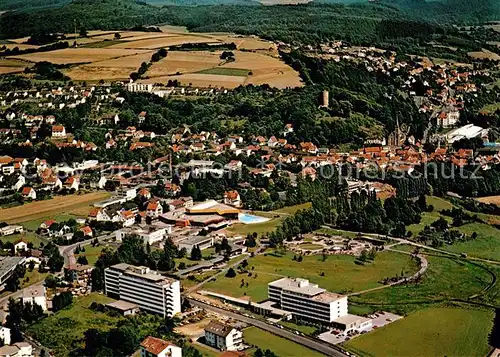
(169, 42), (237, 51)
(91, 235), (180, 291)
(0, 41), (69, 58)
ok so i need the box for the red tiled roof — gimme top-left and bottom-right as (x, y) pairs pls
(140, 336), (175, 355)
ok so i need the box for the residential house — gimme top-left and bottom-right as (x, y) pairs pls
(12, 175), (25, 191)
(14, 239), (28, 253)
(51, 125), (66, 138)
(204, 321), (243, 351)
(22, 285), (47, 311)
(21, 187), (36, 200)
(80, 226), (93, 237)
(224, 191), (242, 208)
(117, 210), (136, 227)
(64, 177), (79, 191)
(140, 336), (182, 357)
(146, 202), (163, 218)
(88, 208), (111, 222)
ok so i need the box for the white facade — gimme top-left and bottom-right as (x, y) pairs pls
(104, 264), (181, 318)
(22, 286), (47, 311)
(268, 278), (348, 324)
(140, 336), (182, 357)
(204, 321), (243, 351)
(0, 327), (11, 345)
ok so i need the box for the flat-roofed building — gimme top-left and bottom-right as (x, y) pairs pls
(268, 278), (348, 324)
(105, 300), (140, 316)
(177, 236), (214, 253)
(104, 263), (181, 318)
(0, 257), (26, 289)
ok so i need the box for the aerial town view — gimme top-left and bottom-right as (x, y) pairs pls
(0, 0), (499, 356)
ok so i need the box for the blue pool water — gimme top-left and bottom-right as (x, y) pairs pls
(238, 213), (271, 224)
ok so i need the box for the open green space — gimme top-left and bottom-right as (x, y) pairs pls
(21, 269), (49, 289)
(344, 307), (494, 357)
(407, 196), (454, 235)
(0, 232), (44, 247)
(297, 243), (324, 250)
(227, 203), (313, 236)
(450, 223), (500, 261)
(481, 102), (500, 114)
(27, 293), (121, 356)
(203, 251), (418, 301)
(351, 254), (493, 315)
(21, 213), (78, 231)
(244, 327), (324, 357)
(197, 67), (250, 76)
(75, 244), (105, 266)
(278, 320), (318, 335)
(228, 216), (282, 236)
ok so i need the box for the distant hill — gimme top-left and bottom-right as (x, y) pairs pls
(377, 0), (500, 24)
(0, 0), (69, 11)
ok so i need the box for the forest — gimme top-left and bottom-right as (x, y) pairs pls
(0, 0), (497, 51)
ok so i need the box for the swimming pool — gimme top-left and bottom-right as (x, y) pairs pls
(238, 213), (271, 224)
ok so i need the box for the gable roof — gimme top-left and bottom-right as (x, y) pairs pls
(140, 336), (175, 355)
(204, 320), (234, 337)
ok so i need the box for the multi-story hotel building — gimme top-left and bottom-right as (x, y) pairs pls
(268, 278), (348, 324)
(104, 263), (181, 318)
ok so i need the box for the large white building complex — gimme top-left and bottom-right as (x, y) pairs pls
(268, 277), (372, 332)
(104, 263), (181, 318)
(268, 278), (348, 324)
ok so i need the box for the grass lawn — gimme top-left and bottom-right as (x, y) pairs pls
(273, 202), (312, 214)
(316, 227), (359, 238)
(449, 223), (500, 261)
(181, 270), (218, 290)
(227, 203), (312, 237)
(197, 67), (250, 76)
(203, 251), (418, 301)
(344, 307), (494, 357)
(227, 217), (282, 237)
(75, 244), (105, 266)
(190, 343), (220, 357)
(21, 269), (48, 289)
(244, 327), (324, 357)
(297, 243), (324, 250)
(0, 232), (43, 247)
(408, 196), (454, 235)
(279, 320), (318, 335)
(27, 293), (121, 356)
(20, 213), (77, 231)
(351, 254), (493, 315)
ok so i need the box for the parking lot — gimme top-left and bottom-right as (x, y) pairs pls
(318, 311), (402, 345)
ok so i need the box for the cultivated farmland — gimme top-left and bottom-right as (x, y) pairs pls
(0, 191), (110, 224)
(8, 48), (150, 65)
(5, 29), (302, 88)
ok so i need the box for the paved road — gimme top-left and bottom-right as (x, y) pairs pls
(185, 254), (249, 293)
(188, 299), (348, 357)
(59, 232), (114, 266)
(323, 225), (500, 265)
(349, 252), (428, 296)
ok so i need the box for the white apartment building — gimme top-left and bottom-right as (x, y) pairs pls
(22, 285), (47, 311)
(204, 321), (243, 351)
(0, 327), (11, 345)
(104, 263), (181, 318)
(268, 278), (348, 324)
